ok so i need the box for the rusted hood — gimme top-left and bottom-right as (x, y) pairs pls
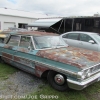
(36, 46), (100, 69)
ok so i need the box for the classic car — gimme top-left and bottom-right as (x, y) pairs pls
(60, 31), (100, 52)
(0, 31), (100, 91)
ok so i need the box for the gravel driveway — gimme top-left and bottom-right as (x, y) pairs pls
(0, 71), (44, 98)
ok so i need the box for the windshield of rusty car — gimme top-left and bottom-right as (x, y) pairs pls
(33, 36), (67, 49)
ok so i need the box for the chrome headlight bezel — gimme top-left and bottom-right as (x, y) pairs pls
(77, 69), (91, 80)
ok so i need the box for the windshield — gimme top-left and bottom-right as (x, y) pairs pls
(92, 34), (100, 43)
(33, 36), (67, 49)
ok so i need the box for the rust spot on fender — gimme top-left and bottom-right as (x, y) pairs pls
(36, 46), (100, 68)
(35, 64), (49, 77)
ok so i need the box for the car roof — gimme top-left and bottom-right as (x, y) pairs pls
(64, 31), (99, 35)
(9, 31), (59, 36)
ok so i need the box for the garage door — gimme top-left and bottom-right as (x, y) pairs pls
(4, 22), (15, 29)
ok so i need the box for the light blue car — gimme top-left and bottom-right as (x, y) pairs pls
(60, 31), (100, 51)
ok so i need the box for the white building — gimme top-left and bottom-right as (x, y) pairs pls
(0, 7), (50, 30)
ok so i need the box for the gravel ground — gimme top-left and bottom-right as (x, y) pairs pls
(0, 71), (44, 98)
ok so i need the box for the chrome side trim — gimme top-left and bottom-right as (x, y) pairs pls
(2, 56), (35, 69)
(14, 60), (35, 69)
(2, 52), (77, 76)
(35, 61), (77, 76)
(83, 62), (100, 71)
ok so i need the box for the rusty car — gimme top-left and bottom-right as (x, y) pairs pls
(0, 31), (100, 91)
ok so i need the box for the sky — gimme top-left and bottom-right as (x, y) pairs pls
(0, 0), (100, 17)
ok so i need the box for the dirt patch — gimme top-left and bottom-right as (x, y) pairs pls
(0, 71), (44, 99)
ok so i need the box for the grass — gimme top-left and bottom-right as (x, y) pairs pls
(0, 63), (18, 80)
(0, 63), (100, 100)
(19, 81), (100, 100)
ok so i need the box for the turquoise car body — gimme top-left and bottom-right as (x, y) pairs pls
(0, 31), (100, 91)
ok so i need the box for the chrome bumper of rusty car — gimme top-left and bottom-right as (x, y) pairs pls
(67, 72), (100, 90)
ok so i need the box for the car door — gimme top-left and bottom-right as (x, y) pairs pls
(78, 33), (98, 51)
(62, 33), (80, 47)
(1, 35), (20, 64)
(13, 35), (36, 74)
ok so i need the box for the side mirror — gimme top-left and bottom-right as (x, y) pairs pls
(89, 40), (95, 44)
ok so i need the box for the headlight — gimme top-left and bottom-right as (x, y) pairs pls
(77, 69), (91, 80)
(77, 71), (86, 80)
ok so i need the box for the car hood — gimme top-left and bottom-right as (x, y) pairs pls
(36, 46), (100, 69)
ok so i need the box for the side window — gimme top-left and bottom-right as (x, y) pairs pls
(67, 33), (79, 40)
(80, 34), (94, 42)
(19, 36), (32, 48)
(7, 35), (20, 46)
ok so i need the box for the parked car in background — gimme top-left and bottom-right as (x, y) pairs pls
(60, 31), (100, 52)
(0, 31), (100, 91)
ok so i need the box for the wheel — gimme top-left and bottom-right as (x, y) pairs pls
(47, 70), (68, 91)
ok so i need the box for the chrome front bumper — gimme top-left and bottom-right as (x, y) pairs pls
(67, 72), (100, 90)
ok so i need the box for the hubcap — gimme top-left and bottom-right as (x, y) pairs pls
(54, 74), (65, 85)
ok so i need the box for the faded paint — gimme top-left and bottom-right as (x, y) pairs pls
(35, 64), (49, 77)
(17, 48), (29, 53)
(1, 31), (100, 91)
(2, 57), (12, 64)
(4, 45), (13, 49)
(19, 31), (59, 36)
(2, 52), (12, 59)
(36, 46), (100, 69)
(14, 56), (33, 67)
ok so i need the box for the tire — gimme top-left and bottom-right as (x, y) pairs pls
(47, 70), (68, 91)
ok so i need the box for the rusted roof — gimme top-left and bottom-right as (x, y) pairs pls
(11, 31), (59, 36)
